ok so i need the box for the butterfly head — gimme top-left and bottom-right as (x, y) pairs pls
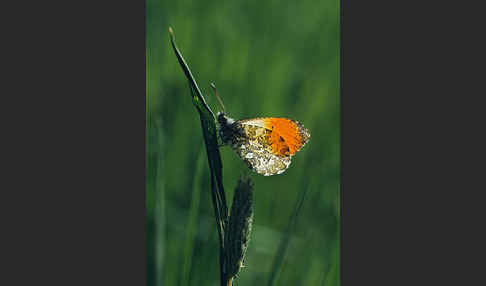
(217, 111), (234, 127)
(217, 112), (237, 145)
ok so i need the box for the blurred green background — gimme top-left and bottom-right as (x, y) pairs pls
(147, 0), (340, 285)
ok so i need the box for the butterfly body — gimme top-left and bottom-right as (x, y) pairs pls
(217, 112), (310, 176)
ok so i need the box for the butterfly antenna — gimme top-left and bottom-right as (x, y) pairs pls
(210, 82), (225, 113)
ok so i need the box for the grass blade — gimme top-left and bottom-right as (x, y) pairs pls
(169, 26), (229, 286)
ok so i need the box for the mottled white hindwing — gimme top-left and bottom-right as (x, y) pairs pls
(231, 122), (291, 176)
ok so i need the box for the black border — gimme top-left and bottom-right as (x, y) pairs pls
(341, 1), (481, 285)
(4, 1), (146, 285)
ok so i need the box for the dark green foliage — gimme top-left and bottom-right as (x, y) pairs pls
(267, 186), (308, 286)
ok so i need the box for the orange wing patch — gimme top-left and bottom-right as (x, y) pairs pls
(264, 118), (310, 156)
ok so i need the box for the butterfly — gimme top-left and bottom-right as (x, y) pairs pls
(217, 112), (310, 176)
